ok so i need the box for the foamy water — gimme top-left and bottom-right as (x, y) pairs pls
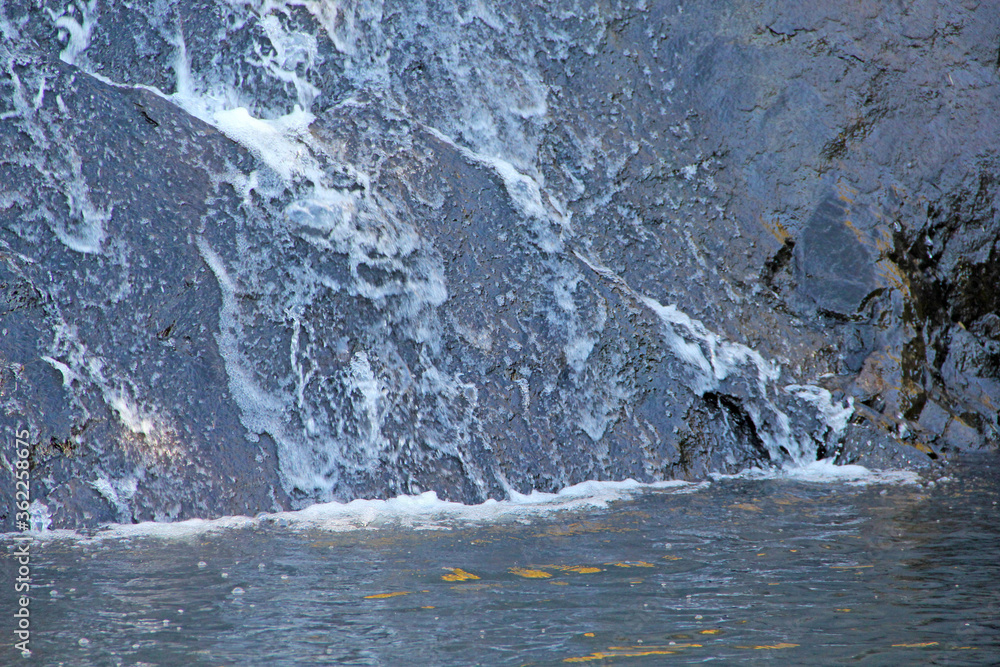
(12, 460), (924, 543)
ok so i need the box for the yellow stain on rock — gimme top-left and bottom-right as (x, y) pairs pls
(760, 216), (790, 244)
(510, 567), (552, 579)
(364, 592), (409, 599)
(442, 568), (480, 582)
(892, 642), (939, 648)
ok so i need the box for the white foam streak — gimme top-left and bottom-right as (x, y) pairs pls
(640, 295), (779, 395)
(712, 459), (921, 486)
(52, 479), (700, 541)
(47, 0), (98, 65)
(212, 106), (318, 182)
(785, 384), (854, 435)
(422, 124), (567, 253)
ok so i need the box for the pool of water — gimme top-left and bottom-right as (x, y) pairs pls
(4, 455), (999, 665)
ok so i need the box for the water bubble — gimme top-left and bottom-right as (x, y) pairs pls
(197, 561), (207, 569)
(221, 572), (229, 579)
(232, 587), (245, 595)
(78, 638), (90, 647)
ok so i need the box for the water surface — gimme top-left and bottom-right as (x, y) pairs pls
(4, 456), (998, 665)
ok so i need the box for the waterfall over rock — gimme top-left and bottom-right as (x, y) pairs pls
(1, 0), (997, 529)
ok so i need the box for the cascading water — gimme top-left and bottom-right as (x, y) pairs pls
(4, 0), (871, 528)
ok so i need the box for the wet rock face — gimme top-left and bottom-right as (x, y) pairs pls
(1, 0), (997, 529)
(684, 0), (1000, 455)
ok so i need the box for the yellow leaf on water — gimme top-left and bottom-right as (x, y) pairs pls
(565, 650), (678, 662)
(700, 629), (723, 635)
(610, 561), (655, 568)
(892, 642), (939, 648)
(835, 608), (852, 613)
(734, 503), (762, 512)
(562, 565), (602, 574)
(364, 592), (409, 599)
(752, 643), (799, 649)
(662, 555), (682, 561)
(510, 567), (552, 579)
(609, 644), (702, 650)
(442, 568), (480, 582)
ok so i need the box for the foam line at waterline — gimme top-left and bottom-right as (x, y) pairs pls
(710, 459), (922, 486)
(8, 464), (933, 544)
(17, 479), (701, 542)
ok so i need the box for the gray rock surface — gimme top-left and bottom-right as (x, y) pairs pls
(1, 0), (996, 529)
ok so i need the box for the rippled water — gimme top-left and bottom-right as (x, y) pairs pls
(4, 455), (999, 665)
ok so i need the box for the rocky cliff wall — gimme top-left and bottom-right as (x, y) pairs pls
(1, 0), (996, 529)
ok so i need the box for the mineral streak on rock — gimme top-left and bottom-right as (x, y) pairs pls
(0, 0), (997, 529)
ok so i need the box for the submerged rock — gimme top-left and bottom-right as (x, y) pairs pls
(0, 0), (996, 529)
